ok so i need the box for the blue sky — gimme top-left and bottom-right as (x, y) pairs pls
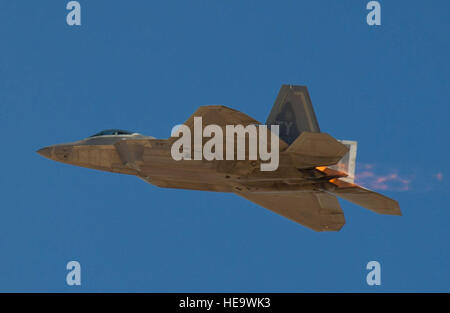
(0, 0), (448, 292)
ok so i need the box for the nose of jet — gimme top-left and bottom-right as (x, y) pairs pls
(37, 146), (53, 159)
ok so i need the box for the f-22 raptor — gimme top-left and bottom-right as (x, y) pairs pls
(37, 85), (401, 231)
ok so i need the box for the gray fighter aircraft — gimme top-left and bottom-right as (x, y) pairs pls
(37, 85), (401, 231)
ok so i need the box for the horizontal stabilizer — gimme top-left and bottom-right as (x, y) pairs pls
(286, 132), (349, 168)
(329, 180), (401, 216)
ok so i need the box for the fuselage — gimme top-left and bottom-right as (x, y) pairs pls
(37, 132), (346, 194)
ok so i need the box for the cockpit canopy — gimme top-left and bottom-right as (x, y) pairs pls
(89, 129), (135, 137)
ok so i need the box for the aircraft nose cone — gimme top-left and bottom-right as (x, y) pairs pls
(37, 147), (52, 159)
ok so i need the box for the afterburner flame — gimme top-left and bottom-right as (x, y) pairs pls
(355, 164), (411, 191)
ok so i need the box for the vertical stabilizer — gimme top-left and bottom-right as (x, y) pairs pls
(266, 85), (320, 144)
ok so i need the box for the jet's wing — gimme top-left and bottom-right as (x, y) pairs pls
(235, 191), (346, 231)
(172, 105), (289, 175)
(177, 105), (287, 148)
(182, 105), (259, 129)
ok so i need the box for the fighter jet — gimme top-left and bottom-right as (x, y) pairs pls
(37, 85), (401, 231)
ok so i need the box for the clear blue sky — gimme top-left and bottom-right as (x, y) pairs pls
(0, 1), (448, 292)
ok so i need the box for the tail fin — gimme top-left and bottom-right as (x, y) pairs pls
(266, 85), (320, 144)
